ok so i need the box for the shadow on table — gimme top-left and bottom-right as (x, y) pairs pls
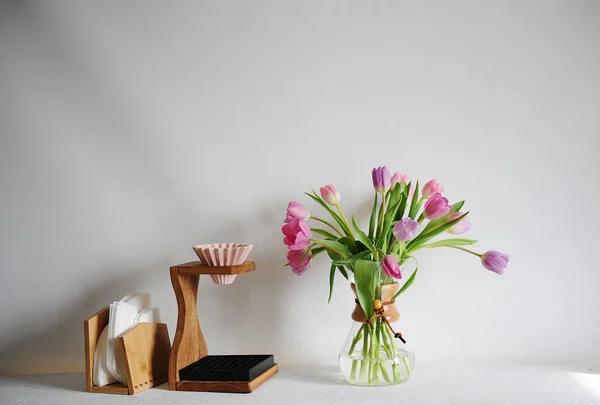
(2, 373), (85, 392)
(275, 366), (345, 387)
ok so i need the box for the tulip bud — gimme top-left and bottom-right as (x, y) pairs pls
(282, 219), (312, 250)
(393, 218), (419, 241)
(320, 185), (341, 205)
(287, 248), (312, 275)
(285, 201), (310, 223)
(447, 212), (471, 234)
(422, 179), (444, 199)
(391, 172), (408, 189)
(372, 166), (391, 193)
(423, 193), (452, 220)
(481, 251), (509, 275)
(381, 254), (402, 279)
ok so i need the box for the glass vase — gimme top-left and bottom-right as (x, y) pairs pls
(338, 283), (415, 386)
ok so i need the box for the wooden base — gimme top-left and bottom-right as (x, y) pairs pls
(176, 364), (278, 393)
(168, 261), (278, 393)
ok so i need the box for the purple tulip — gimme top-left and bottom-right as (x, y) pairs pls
(381, 254), (402, 279)
(282, 219), (312, 250)
(393, 218), (419, 241)
(287, 248), (312, 275)
(320, 184), (341, 205)
(447, 212), (471, 234)
(284, 201), (310, 223)
(423, 193), (452, 220)
(481, 251), (509, 275)
(422, 179), (444, 199)
(372, 166), (391, 193)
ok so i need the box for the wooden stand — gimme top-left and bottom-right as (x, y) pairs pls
(84, 307), (171, 395)
(168, 261), (278, 393)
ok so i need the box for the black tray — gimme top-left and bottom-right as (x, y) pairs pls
(179, 354), (275, 382)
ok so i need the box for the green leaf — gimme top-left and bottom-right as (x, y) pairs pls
(408, 180), (421, 219)
(407, 212), (470, 251)
(337, 266), (350, 279)
(381, 186), (404, 244)
(422, 200), (465, 234)
(418, 238), (478, 248)
(311, 228), (338, 240)
(387, 183), (404, 212)
(338, 236), (359, 255)
(305, 191), (353, 237)
(332, 250), (372, 266)
(353, 260), (379, 318)
(395, 182), (410, 221)
(393, 265), (418, 299)
(368, 192), (378, 239)
(328, 264), (336, 303)
(351, 215), (377, 256)
(326, 248), (343, 261)
(311, 238), (352, 257)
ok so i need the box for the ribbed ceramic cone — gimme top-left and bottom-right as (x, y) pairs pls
(192, 243), (253, 284)
(209, 274), (237, 285)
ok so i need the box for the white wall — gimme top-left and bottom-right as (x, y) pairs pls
(1, 0), (599, 375)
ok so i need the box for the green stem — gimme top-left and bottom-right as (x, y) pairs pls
(335, 204), (355, 240)
(348, 329), (363, 355)
(416, 244), (482, 257)
(386, 324), (402, 382)
(309, 240), (349, 258)
(350, 359), (358, 381)
(310, 216), (344, 237)
(368, 327), (376, 384)
(388, 239), (398, 254)
(377, 322), (391, 383)
(359, 324), (369, 381)
(377, 192), (386, 238)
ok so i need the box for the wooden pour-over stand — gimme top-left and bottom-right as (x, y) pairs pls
(168, 260), (278, 393)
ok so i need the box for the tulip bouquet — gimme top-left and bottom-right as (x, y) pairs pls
(281, 166), (509, 386)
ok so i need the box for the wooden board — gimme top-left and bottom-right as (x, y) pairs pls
(119, 322), (171, 394)
(173, 261), (255, 275)
(176, 364), (279, 393)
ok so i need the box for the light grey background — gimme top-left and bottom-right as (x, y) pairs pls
(1, 1), (599, 375)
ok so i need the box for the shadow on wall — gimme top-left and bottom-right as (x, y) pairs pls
(0, 203), (291, 382)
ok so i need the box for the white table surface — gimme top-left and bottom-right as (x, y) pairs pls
(2, 364), (599, 405)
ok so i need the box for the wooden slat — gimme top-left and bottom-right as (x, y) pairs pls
(168, 269), (208, 390)
(119, 323), (171, 394)
(84, 307), (110, 393)
(173, 261), (256, 275)
(176, 364), (278, 393)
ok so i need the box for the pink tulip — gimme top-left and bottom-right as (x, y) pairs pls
(284, 201), (310, 223)
(423, 193), (452, 220)
(391, 172), (408, 188)
(422, 179), (444, 199)
(447, 212), (471, 234)
(287, 248), (312, 275)
(381, 255), (402, 279)
(481, 251), (509, 275)
(282, 219), (312, 250)
(320, 184), (341, 205)
(372, 166), (391, 193)
(393, 218), (419, 241)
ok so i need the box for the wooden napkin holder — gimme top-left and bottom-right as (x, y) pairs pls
(84, 306), (171, 395)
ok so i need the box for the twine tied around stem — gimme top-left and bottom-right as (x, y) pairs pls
(355, 298), (406, 344)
